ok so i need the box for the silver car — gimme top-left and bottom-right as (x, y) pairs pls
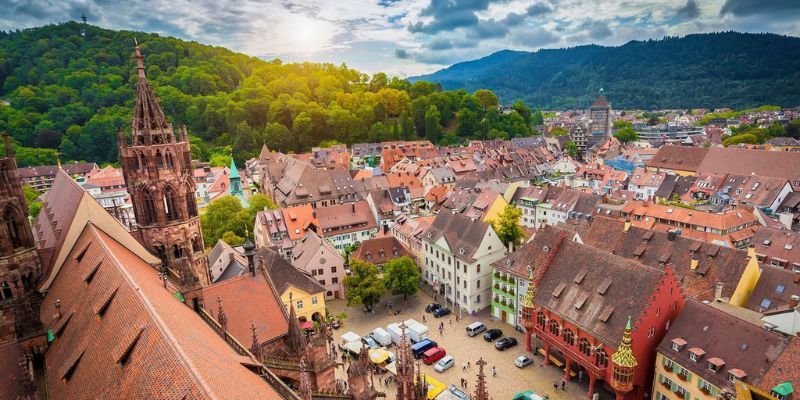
(514, 355), (533, 368)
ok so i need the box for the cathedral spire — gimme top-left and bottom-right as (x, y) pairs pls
(285, 293), (307, 355)
(610, 316), (638, 395)
(131, 44), (171, 141)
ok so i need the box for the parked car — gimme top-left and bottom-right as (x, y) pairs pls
(411, 339), (438, 359)
(514, 355), (533, 368)
(466, 321), (486, 337)
(447, 385), (470, 400)
(434, 355), (455, 372)
(483, 328), (503, 342)
(495, 337), (518, 351)
(425, 303), (442, 313)
(422, 347), (447, 365)
(362, 336), (379, 349)
(433, 307), (451, 318)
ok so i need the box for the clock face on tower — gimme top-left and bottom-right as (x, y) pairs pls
(320, 258), (326, 265)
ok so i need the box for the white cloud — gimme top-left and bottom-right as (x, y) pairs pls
(0, 0), (798, 76)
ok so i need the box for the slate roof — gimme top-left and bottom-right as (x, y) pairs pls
(259, 247), (325, 296)
(291, 230), (342, 271)
(351, 236), (414, 265)
(315, 201), (377, 235)
(492, 225), (569, 278)
(41, 223), (279, 399)
(646, 145), (709, 172)
(423, 211), (492, 263)
(17, 162), (97, 179)
(658, 299), (788, 391)
(534, 238), (664, 346)
(34, 169), (85, 270)
(579, 216), (751, 301)
(744, 266), (800, 313)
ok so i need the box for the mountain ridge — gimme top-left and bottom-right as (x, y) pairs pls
(411, 32), (800, 110)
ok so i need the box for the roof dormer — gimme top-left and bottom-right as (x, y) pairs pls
(707, 357), (725, 372)
(688, 347), (705, 362)
(671, 338), (687, 352)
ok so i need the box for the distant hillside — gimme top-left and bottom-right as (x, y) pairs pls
(412, 32), (800, 110)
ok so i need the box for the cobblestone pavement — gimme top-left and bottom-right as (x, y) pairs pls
(328, 287), (611, 400)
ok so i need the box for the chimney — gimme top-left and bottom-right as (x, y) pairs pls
(508, 241), (514, 253)
(714, 282), (724, 301)
(667, 231), (676, 241)
(352, 203), (355, 213)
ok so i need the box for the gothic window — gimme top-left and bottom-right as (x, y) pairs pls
(137, 152), (146, 171)
(563, 329), (575, 346)
(191, 236), (202, 253)
(0, 165), (9, 187)
(537, 312), (546, 328)
(4, 206), (26, 250)
(141, 189), (156, 225)
(155, 150), (165, 169)
(579, 338), (591, 356)
(186, 186), (197, 217)
(153, 243), (166, 261)
(165, 151), (175, 169)
(595, 349), (608, 368)
(163, 186), (179, 221)
(0, 281), (12, 300)
(173, 244), (184, 259)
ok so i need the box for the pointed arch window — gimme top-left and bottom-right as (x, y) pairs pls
(191, 236), (202, 253)
(186, 185), (197, 217)
(163, 186), (180, 221)
(4, 206), (27, 250)
(141, 189), (156, 225)
(173, 244), (184, 259)
(155, 150), (165, 169)
(579, 338), (592, 356)
(0, 165), (10, 187)
(0, 281), (12, 300)
(137, 152), (146, 171)
(563, 328), (575, 346)
(165, 151), (175, 169)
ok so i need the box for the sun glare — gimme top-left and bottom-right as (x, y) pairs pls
(282, 14), (335, 54)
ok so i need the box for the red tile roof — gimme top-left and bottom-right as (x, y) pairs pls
(201, 270), (289, 345)
(351, 236), (414, 265)
(0, 341), (25, 400)
(40, 223), (280, 399)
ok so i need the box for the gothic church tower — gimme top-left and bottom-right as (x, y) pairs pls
(119, 45), (208, 288)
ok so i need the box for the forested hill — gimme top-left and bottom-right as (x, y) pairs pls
(412, 32), (800, 110)
(0, 22), (532, 167)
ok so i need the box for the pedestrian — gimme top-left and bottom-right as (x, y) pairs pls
(422, 314), (426, 323)
(561, 379), (566, 390)
(578, 370), (584, 383)
(467, 361), (471, 369)
(553, 381), (559, 390)
(449, 318), (452, 326)
(492, 365), (496, 377)
(462, 362), (467, 371)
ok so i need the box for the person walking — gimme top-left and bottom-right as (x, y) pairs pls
(462, 362), (467, 371)
(492, 365), (497, 377)
(422, 315), (426, 323)
(467, 361), (471, 369)
(578, 370), (584, 383)
(449, 318), (452, 326)
(561, 379), (566, 390)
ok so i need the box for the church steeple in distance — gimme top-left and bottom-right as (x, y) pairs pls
(119, 44), (209, 289)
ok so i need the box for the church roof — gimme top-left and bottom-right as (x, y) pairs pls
(229, 159), (240, 179)
(591, 95), (610, 108)
(40, 223), (280, 399)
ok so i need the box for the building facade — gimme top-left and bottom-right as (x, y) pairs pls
(118, 45), (208, 288)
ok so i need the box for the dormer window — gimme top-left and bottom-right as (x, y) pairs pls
(689, 347), (705, 362)
(728, 369), (746, 383)
(708, 357), (725, 372)
(671, 338), (687, 352)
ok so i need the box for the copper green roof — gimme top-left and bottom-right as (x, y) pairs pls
(773, 382), (793, 396)
(229, 158), (240, 179)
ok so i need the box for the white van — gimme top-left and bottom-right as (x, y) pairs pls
(371, 327), (392, 347)
(465, 321), (486, 337)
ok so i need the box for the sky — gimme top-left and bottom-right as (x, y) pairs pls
(1, 0), (800, 76)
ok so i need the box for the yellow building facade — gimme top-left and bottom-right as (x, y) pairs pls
(652, 353), (723, 400)
(281, 284), (326, 322)
(730, 248), (762, 307)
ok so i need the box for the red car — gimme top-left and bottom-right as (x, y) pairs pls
(422, 347), (447, 365)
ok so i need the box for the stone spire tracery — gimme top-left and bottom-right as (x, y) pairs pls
(473, 358), (489, 400)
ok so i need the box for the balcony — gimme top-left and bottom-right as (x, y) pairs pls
(533, 325), (608, 377)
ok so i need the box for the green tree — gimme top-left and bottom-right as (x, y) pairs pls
(200, 196), (245, 245)
(531, 110), (544, 126)
(564, 140), (578, 158)
(550, 127), (568, 137)
(613, 119), (633, 130)
(221, 231), (245, 246)
(400, 110), (415, 140)
(474, 89), (498, 111)
(614, 127), (639, 143)
(344, 259), (385, 312)
(382, 256), (420, 301)
(424, 105), (441, 143)
(488, 204), (525, 248)
(22, 184), (42, 218)
(512, 100), (532, 124)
